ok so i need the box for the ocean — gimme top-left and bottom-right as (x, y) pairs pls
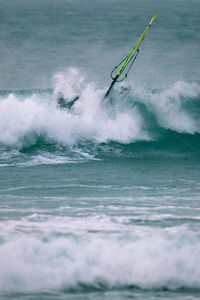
(0, 0), (200, 299)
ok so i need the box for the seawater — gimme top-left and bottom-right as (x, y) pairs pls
(0, 0), (200, 299)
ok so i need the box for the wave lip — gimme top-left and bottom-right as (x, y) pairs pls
(134, 81), (200, 134)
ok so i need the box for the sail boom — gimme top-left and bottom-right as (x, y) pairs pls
(104, 14), (158, 99)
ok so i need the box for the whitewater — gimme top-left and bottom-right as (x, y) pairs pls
(1, 0), (200, 300)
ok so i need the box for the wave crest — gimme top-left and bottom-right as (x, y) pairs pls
(0, 69), (200, 149)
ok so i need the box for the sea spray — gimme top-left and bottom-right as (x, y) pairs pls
(134, 81), (200, 134)
(0, 70), (149, 147)
(53, 68), (85, 102)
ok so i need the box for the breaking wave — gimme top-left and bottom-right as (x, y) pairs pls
(0, 220), (200, 293)
(0, 68), (200, 155)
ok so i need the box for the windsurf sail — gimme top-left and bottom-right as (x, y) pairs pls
(104, 14), (158, 99)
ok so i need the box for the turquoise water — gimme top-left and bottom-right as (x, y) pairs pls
(1, 0), (200, 299)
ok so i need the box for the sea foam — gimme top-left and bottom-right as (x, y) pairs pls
(134, 81), (200, 134)
(0, 223), (200, 293)
(0, 69), (148, 147)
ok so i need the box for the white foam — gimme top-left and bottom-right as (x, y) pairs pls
(1, 72), (199, 148)
(0, 224), (200, 293)
(134, 81), (200, 134)
(0, 69), (149, 147)
(16, 151), (97, 167)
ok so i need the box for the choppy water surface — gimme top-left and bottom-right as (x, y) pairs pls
(0, 0), (200, 299)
